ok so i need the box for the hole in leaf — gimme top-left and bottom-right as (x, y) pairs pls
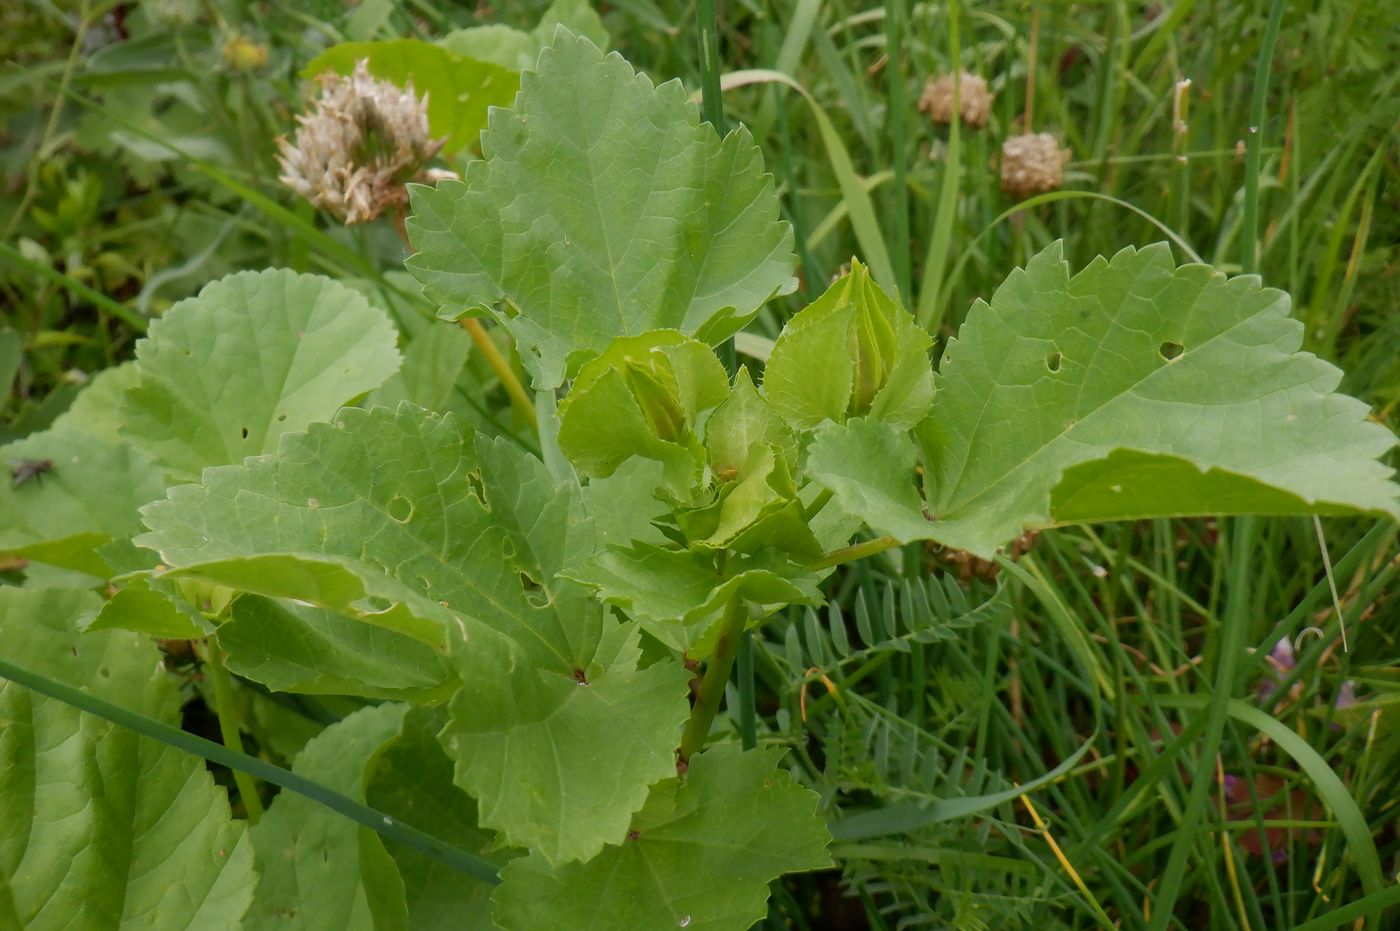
(1045, 351), (1062, 373)
(387, 495), (413, 523)
(466, 472), (487, 507)
(240, 427), (249, 439)
(1159, 341), (1184, 361)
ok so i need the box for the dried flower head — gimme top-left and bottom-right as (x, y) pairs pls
(1000, 132), (1071, 199)
(277, 61), (450, 225)
(918, 71), (993, 129)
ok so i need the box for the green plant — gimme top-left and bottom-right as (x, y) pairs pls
(2, 31), (1397, 930)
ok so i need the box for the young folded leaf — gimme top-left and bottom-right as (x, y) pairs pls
(557, 330), (729, 498)
(406, 33), (796, 389)
(763, 258), (934, 430)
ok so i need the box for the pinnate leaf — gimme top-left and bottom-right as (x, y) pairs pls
(406, 34), (795, 389)
(492, 745), (832, 931)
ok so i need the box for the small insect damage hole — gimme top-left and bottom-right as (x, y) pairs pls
(387, 494), (414, 523)
(465, 471), (487, 507)
(240, 427), (249, 439)
(1045, 350), (1062, 373)
(1159, 340), (1184, 361)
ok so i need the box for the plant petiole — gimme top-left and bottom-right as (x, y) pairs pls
(677, 594), (748, 767)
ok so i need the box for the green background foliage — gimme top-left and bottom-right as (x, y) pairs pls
(2, 1), (1398, 929)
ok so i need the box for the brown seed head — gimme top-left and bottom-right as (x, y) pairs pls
(1000, 132), (1071, 199)
(918, 71), (994, 129)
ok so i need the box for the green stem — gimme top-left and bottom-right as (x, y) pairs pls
(916, 0), (963, 330)
(736, 631), (757, 750)
(204, 639), (265, 823)
(1241, 0), (1286, 276)
(883, 0), (911, 304)
(678, 595), (748, 765)
(1146, 517), (1256, 930)
(810, 534), (902, 571)
(695, 0), (726, 133)
(459, 318), (538, 431)
(695, 0), (737, 377)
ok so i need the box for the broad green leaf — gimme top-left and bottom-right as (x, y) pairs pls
(439, 438), (690, 864)
(704, 367), (796, 478)
(218, 596), (454, 701)
(49, 362), (139, 445)
(406, 33), (796, 389)
(0, 586), (255, 930)
(571, 543), (822, 658)
(86, 577), (210, 639)
(821, 244), (1400, 556)
(121, 269), (400, 482)
(558, 330), (729, 495)
(302, 39), (519, 155)
(139, 405), (690, 863)
(136, 406), (489, 648)
(243, 703), (411, 930)
(441, 0), (609, 71)
(365, 709), (515, 929)
(762, 258), (934, 430)
(806, 418), (932, 541)
(0, 427), (165, 576)
(579, 458), (672, 552)
(492, 745), (832, 931)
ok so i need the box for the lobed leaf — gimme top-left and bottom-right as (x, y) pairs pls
(572, 543), (822, 658)
(812, 243), (1400, 556)
(121, 269), (400, 483)
(406, 33), (795, 389)
(492, 745), (832, 930)
(138, 404), (690, 864)
(243, 703), (412, 930)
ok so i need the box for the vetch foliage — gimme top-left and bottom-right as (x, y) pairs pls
(2, 26), (1398, 931)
